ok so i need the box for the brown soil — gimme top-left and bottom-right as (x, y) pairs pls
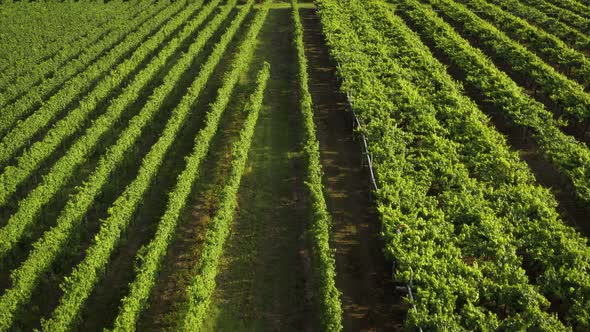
(487, 107), (590, 235)
(300, 6), (407, 332)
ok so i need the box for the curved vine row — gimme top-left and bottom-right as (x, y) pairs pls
(318, 0), (590, 329)
(455, 0), (590, 90)
(424, 0), (590, 125)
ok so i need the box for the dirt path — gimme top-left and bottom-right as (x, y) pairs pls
(203, 4), (313, 331)
(299, 6), (407, 332)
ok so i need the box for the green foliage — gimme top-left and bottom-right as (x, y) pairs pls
(0, 0), (247, 331)
(398, 0), (590, 204)
(428, 0), (590, 124)
(389, 1), (590, 328)
(0, 1), (151, 116)
(455, 0), (590, 90)
(484, 0), (590, 54)
(519, 0), (590, 33)
(316, 0), (590, 329)
(175, 2), (272, 329)
(110, 1), (264, 330)
(291, 0), (343, 330)
(549, 0), (590, 18)
(38, 1), (258, 330)
(180, 61), (271, 332)
(0, 0), (211, 260)
(0, 0), (188, 170)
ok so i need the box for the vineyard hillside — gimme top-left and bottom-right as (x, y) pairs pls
(0, 0), (589, 330)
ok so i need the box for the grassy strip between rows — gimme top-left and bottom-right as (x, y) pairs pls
(109, 2), (264, 331)
(0, 0), (247, 330)
(178, 65), (269, 331)
(171, 2), (270, 329)
(179, 37), (271, 332)
(38, 1), (259, 331)
(0, 0), (215, 260)
(0, 0), (149, 108)
(291, 0), (342, 331)
(0, 0), (187, 165)
(0, 0), (169, 138)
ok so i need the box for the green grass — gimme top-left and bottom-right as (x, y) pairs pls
(202, 5), (314, 331)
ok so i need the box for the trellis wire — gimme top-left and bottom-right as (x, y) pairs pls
(343, 88), (422, 332)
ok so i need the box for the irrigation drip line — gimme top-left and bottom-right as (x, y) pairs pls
(342, 87), (423, 332)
